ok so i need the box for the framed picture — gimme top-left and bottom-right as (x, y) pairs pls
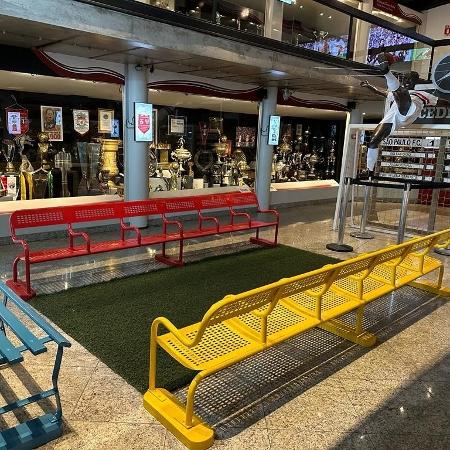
(168, 116), (186, 135)
(98, 108), (114, 133)
(236, 126), (256, 149)
(209, 117), (223, 134)
(134, 102), (153, 142)
(41, 106), (63, 141)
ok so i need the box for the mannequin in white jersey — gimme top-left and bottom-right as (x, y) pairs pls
(360, 53), (440, 178)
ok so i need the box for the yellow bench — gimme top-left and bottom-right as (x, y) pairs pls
(143, 229), (450, 450)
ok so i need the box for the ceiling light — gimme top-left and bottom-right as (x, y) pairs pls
(328, 15), (332, 19)
(241, 8), (249, 18)
(320, 12), (324, 16)
(299, 5), (303, 9)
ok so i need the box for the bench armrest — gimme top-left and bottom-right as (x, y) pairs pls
(152, 317), (195, 347)
(198, 212), (219, 232)
(11, 235), (30, 258)
(230, 209), (251, 226)
(1, 283), (71, 348)
(120, 220), (142, 245)
(258, 208), (279, 222)
(162, 216), (183, 237)
(68, 225), (91, 252)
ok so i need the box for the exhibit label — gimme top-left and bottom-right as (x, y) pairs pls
(381, 137), (440, 148)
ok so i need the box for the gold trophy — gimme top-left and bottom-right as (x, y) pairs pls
(100, 139), (121, 187)
(37, 132), (52, 170)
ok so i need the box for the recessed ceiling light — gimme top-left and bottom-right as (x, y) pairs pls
(328, 15), (332, 19)
(320, 12), (324, 16)
(299, 5), (303, 9)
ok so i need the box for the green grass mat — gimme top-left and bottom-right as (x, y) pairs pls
(32, 245), (339, 393)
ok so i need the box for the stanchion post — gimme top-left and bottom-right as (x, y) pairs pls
(397, 183), (411, 244)
(326, 177), (354, 252)
(350, 184), (374, 239)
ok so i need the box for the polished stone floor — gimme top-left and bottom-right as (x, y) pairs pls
(0, 203), (449, 450)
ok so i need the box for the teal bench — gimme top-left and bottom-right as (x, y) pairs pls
(0, 282), (71, 449)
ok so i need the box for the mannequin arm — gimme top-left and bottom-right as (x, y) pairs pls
(360, 80), (388, 98)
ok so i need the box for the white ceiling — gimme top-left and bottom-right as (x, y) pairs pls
(0, 70), (347, 119)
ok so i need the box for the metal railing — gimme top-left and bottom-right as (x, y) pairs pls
(75, 0), (449, 79)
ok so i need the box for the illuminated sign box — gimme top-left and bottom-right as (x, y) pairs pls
(268, 115), (281, 145)
(134, 102), (153, 142)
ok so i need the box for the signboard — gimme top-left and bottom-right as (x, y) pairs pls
(416, 105), (450, 125)
(134, 102), (153, 142)
(381, 137), (440, 148)
(268, 115), (281, 146)
(278, 0), (293, 3)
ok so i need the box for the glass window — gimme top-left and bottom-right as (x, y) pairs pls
(282, 0), (351, 59)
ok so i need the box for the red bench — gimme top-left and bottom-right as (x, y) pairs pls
(6, 192), (279, 300)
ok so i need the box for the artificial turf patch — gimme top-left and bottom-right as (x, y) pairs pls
(32, 245), (339, 393)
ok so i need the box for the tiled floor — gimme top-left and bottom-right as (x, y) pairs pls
(0, 203), (449, 449)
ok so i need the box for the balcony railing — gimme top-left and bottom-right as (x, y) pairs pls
(76, 0), (448, 81)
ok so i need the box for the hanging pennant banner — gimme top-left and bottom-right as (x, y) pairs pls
(6, 107), (29, 136)
(73, 109), (90, 135)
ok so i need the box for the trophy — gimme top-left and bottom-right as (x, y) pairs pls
(54, 148), (72, 197)
(100, 139), (120, 187)
(277, 135), (292, 155)
(169, 162), (179, 190)
(325, 139), (336, 178)
(171, 137), (191, 172)
(2, 140), (16, 174)
(87, 143), (101, 191)
(213, 135), (229, 164)
(148, 145), (158, 177)
(211, 163), (223, 186)
(100, 169), (110, 193)
(37, 132), (52, 170)
(307, 152), (319, 179)
(77, 142), (89, 195)
(19, 154), (34, 173)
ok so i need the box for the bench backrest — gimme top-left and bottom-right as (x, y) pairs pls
(333, 253), (379, 281)
(226, 191), (258, 208)
(276, 266), (336, 299)
(10, 207), (68, 233)
(201, 282), (281, 330)
(122, 200), (162, 219)
(195, 194), (229, 211)
(66, 202), (123, 224)
(162, 197), (199, 215)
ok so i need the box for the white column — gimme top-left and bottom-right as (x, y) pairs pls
(255, 86), (278, 209)
(264, 0), (283, 41)
(353, 0), (373, 63)
(123, 63), (149, 228)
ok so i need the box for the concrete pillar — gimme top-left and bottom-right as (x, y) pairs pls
(123, 63), (149, 228)
(353, 0), (373, 63)
(264, 0), (283, 41)
(255, 86), (278, 209)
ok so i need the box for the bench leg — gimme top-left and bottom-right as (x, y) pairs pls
(250, 224), (278, 247)
(6, 257), (36, 301)
(319, 306), (376, 347)
(155, 240), (184, 267)
(408, 265), (450, 297)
